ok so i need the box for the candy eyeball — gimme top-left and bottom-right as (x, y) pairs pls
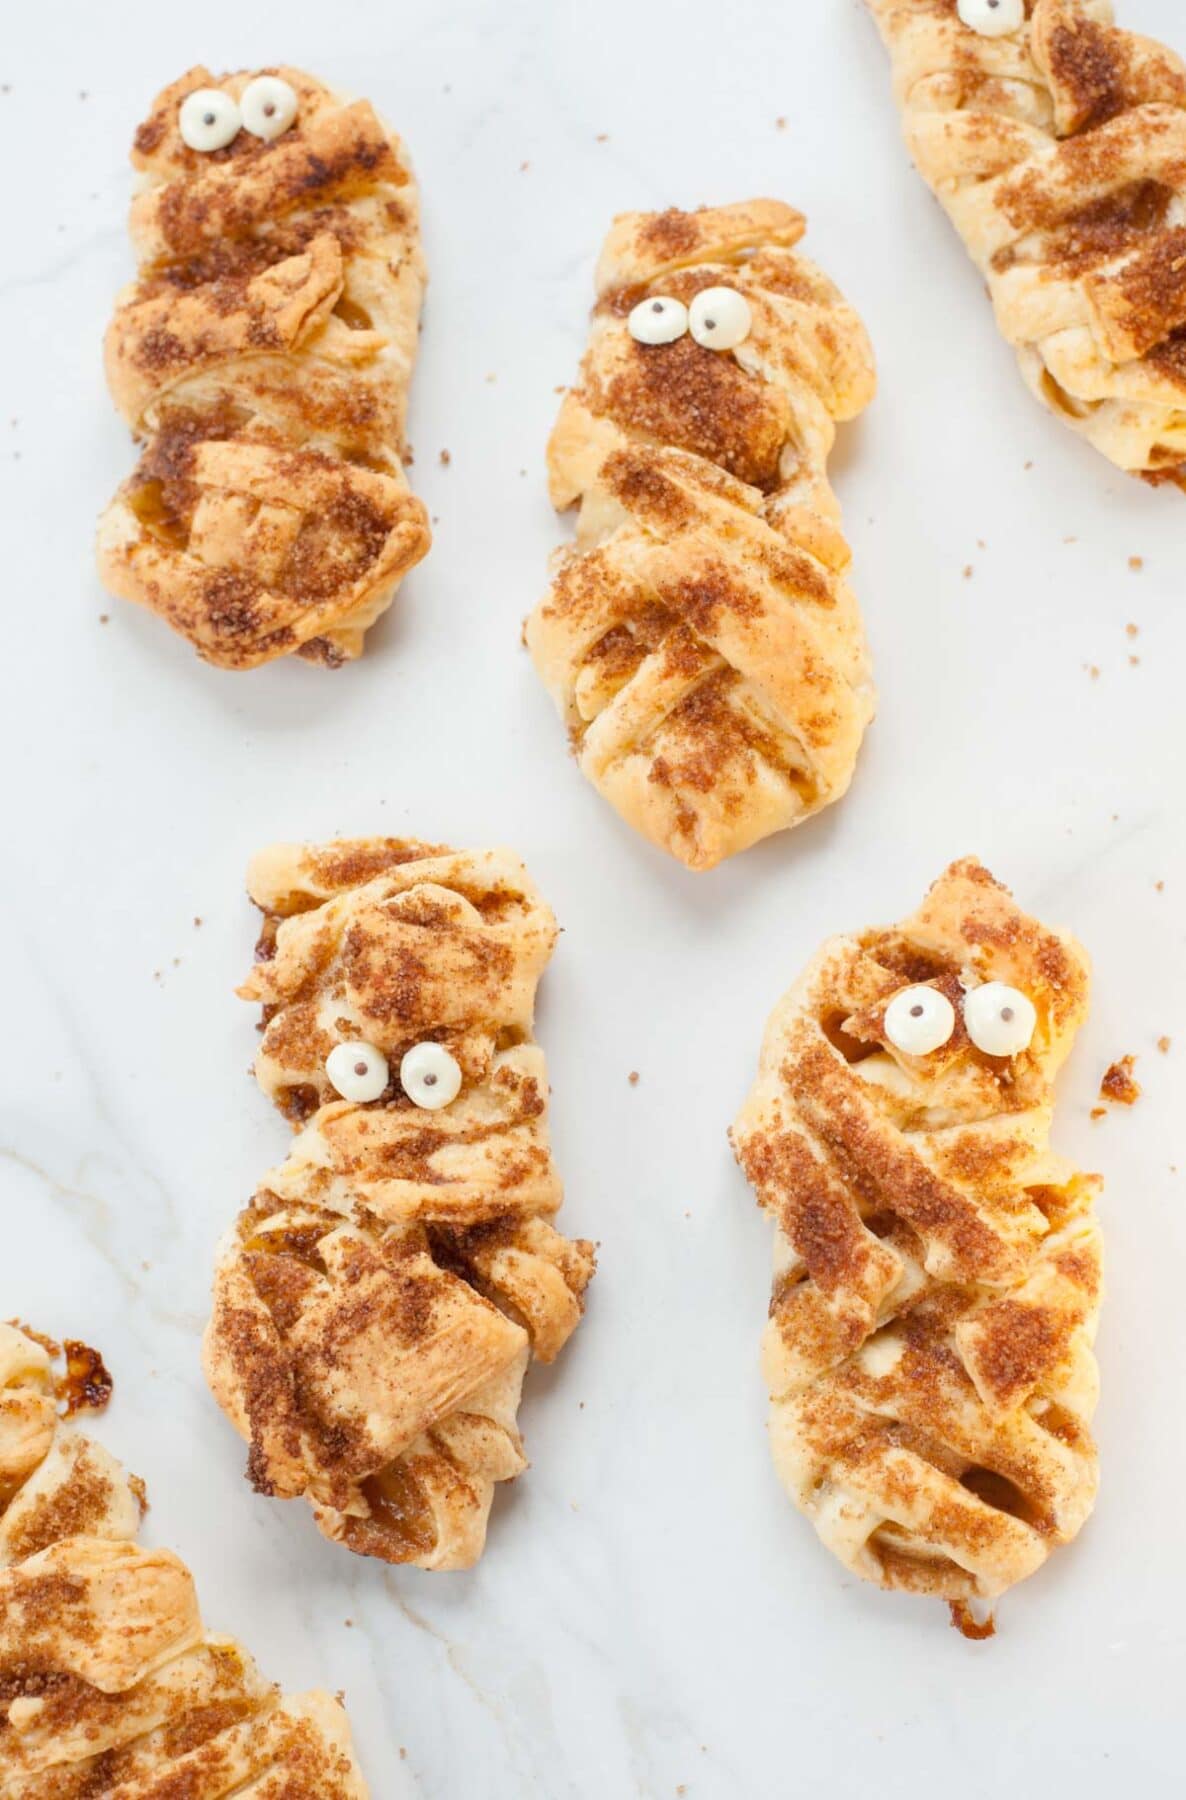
(957, 0), (1025, 37)
(688, 286), (752, 351)
(240, 75), (299, 141)
(964, 982), (1037, 1057)
(883, 985), (957, 1057)
(178, 88), (242, 153)
(628, 295), (689, 346)
(325, 1040), (389, 1103)
(400, 1042), (463, 1111)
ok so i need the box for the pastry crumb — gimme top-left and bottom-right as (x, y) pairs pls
(949, 1599), (995, 1641)
(628, 1070), (639, 1085)
(963, 564), (973, 579)
(1090, 1106), (1106, 1121)
(1099, 1056), (1140, 1107)
(595, 132), (609, 142)
(1128, 555), (1144, 571)
(1158, 1036), (1171, 1054)
(98, 613), (109, 624)
(439, 449), (451, 466)
(775, 116), (787, 130)
(1084, 663), (1100, 680)
(1126, 622), (1139, 638)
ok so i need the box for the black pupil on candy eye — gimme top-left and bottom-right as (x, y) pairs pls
(203, 112), (216, 125)
(1001, 1006), (1014, 1022)
(910, 1004), (924, 1018)
(264, 103), (275, 115)
(353, 1061), (368, 1076)
(705, 318), (717, 331)
(424, 1072), (437, 1086)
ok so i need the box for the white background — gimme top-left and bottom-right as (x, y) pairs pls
(2, 1), (1184, 1793)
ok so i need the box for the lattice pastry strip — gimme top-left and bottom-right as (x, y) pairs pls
(866, 0), (1186, 485)
(526, 200), (876, 870)
(204, 838), (595, 1569)
(732, 860), (1102, 1626)
(97, 66), (430, 667)
(0, 1322), (372, 1796)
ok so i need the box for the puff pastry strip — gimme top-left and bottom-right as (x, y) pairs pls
(732, 860), (1102, 1629)
(97, 66), (429, 667)
(526, 201), (877, 870)
(866, 0), (1186, 484)
(204, 839), (595, 1569)
(0, 1322), (371, 1796)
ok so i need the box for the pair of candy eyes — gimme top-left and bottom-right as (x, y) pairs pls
(957, 0), (1024, 37)
(883, 982), (1037, 1059)
(178, 77), (299, 153)
(323, 1039), (460, 1110)
(628, 286), (753, 351)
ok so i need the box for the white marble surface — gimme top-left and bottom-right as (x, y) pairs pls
(3, 0), (1185, 1792)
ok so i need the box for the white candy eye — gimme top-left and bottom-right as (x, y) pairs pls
(883, 985), (957, 1057)
(400, 1042), (463, 1111)
(325, 1040), (389, 1103)
(964, 982), (1036, 1057)
(957, 0), (1025, 37)
(240, 75), (299, 141)
(628, 295), (689, 346)
(178, 88), (242, 153)
(688, 286), (752, 351)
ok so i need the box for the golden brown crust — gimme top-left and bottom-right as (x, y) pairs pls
(204, 839), (595, 1570)
(0, 1324), (369, 1796)
(866, 0), (1186, 482)
(526, 201), (876, 870)
(97, 65), (430, 668)
(732, 860), (1102, 1612)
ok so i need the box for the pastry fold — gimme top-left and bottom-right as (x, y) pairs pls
(0, 1322), (370, 1796)
(204, 839), (595, 1570)
(866, 0), (1186, 484)
(97, 66), (429, 668)
(732, 860), (1102, 1621)
(527, 200), (876, 869)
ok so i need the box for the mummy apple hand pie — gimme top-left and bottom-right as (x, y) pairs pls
(866, 0), (1186, 485)
(731, 860), (1103, 1630)
(0, 1322), (371, 1796)
(525, 200), (877, 871)
(204, 838), (595, 1569)
(97, 67), (430, 668)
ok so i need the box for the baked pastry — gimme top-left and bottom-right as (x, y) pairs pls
(525, 200), (877, 870)
(866, 0), (1186, 486)
(97, 66), (430, 668)
(731, 860), (1102, 1631)
(0, 1321), (370, 1795)
(204, 838), (595, 1568)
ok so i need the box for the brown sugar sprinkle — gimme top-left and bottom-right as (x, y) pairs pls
(1099, 1055), (1141, 1107)
(949, 1600), (996, 1642)
(61, 1341), (115, 1415)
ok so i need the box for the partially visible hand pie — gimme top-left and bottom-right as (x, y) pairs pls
(204, 838), (595, 1569)
(0, 1321), (371, 1795)
(731, 860), (1102, 1631)
(97, 67), (430, 668)
(526, 200), (877, 870)
(866, 0), (1186, 486)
